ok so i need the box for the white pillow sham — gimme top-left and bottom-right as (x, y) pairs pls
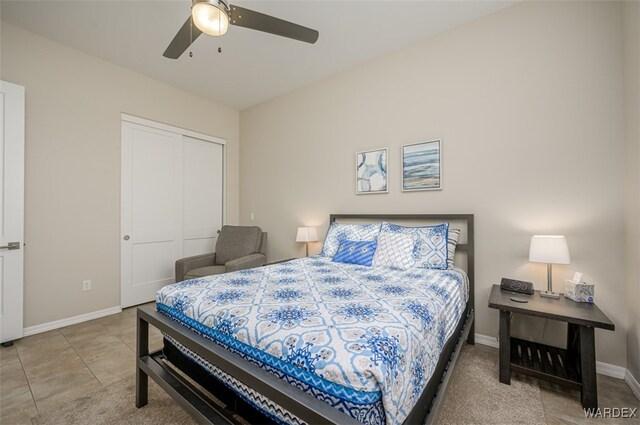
(320, 222), (381, 258)
(372, 232), (416, 270)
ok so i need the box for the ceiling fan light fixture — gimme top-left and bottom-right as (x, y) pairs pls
(192, 0), (229, 36)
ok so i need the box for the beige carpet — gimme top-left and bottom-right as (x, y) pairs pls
(35, 344), (546, 425)
(439, 344), (546, 425)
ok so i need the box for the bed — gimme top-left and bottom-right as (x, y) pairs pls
(136, 214), (475, 425)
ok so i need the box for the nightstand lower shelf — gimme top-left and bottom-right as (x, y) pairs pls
(510, 338), (581, 390)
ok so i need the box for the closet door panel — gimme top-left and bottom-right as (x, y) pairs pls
(121, 122), (182, 307)
(182, 136), (223, 258)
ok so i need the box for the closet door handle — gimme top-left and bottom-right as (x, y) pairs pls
(123, 235), (130, 241)
(0, 242), (20, 250)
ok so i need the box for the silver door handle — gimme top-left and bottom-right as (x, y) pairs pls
(0, 242), (20, 250)
(123, 235), (130, 241)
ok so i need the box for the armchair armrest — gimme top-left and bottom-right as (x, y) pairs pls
(175, 252), (216, 282)
(225, 253), (267, 273)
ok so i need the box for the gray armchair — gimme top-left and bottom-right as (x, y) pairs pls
(175, 225), (267, 282)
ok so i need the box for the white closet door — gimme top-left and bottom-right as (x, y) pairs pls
(121, 122), (183, 308)
(121, 120), (224, 308)
(182, 136), (223, 258)
(0, 81), (25, 344)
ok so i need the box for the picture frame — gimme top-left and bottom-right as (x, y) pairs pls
(402, 140), (442, 191)
(355, 148), (388, 195)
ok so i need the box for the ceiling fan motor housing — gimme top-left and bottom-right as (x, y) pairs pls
(192, 0), (229, 13)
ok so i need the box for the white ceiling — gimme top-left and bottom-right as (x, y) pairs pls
(1, 0), (514, 109)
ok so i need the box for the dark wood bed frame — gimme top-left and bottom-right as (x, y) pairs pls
(136, 213), (475, 425)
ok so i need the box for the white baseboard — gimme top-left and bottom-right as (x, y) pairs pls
(625, 369), (640, 400)
(475, 333), (499, 348)
(596, 361), (626, 379)
(474, 333), (626, 379)
(22, 306), (122, 337)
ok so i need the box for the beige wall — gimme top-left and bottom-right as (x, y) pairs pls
(624, 0), (640, 381)
(240, 1), (627, 366)
(0, 23), (240, 327)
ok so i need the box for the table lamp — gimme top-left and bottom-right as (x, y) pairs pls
(296, 227), (318, 257)
(529, 235), (570, 299)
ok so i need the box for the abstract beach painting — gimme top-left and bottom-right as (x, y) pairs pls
(402, 140), (442, 191)
(356, 148), (388, 194)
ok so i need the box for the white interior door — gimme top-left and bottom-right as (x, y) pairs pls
(121, 120), (224, 308)
(0, 81), (25, 344)
(183, 136), (223, 257)
(121, 122), (183, 308)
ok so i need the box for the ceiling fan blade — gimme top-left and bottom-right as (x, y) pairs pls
(163, 16), (203, 59)
(229, 5), (319, 44)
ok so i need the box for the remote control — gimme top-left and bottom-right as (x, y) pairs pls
(510, 297), (529, 303)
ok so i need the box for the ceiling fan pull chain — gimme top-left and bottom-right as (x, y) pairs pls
(189, 15), (194, 58)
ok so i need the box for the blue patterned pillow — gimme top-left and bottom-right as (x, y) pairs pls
(380, 222), (449, 270)
(320, 223), (381, 257)
(332, 240), (377, 266)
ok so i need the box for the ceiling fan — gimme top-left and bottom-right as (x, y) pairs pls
(164, 0), (319, 59)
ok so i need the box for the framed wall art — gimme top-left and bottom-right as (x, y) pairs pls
(402, 140), (442, 191)
(356, 148), (388, 194)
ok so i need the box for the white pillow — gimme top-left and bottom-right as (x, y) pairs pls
(372, 232), (416, 270)
(379, 222), (449, 270)
(320, 223), (381, 257)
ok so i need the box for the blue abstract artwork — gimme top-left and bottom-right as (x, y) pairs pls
(356, 148), (388, 194)
(402, 140), (442, 191)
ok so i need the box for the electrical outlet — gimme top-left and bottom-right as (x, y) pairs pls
(250, 212), (255, 221)
(82, 280), (92, 291)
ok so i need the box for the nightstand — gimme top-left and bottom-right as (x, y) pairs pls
(488, 284), (614, 409)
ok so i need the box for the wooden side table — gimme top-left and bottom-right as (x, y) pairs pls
(488, 285), (614, 409)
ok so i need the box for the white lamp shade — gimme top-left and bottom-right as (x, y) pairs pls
(296, 227), (318, 243)
(529, 235), (570, 264)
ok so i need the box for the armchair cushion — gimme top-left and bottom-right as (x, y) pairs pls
(175, 252), (216, 283)
(214, 225), (263, 265)
(225, 253), (267, 273)
(184, 265), (226, 280)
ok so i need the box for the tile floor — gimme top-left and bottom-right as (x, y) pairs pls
(0, 303), (163, 424)
(1, 305), (638, 425)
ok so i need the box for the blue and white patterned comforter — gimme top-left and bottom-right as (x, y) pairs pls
(156, 257), (468, 425)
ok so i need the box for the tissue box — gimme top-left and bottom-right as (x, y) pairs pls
(564, 280), (594, 303)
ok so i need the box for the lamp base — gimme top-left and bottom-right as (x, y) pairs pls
(540, 290), (560, 299)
